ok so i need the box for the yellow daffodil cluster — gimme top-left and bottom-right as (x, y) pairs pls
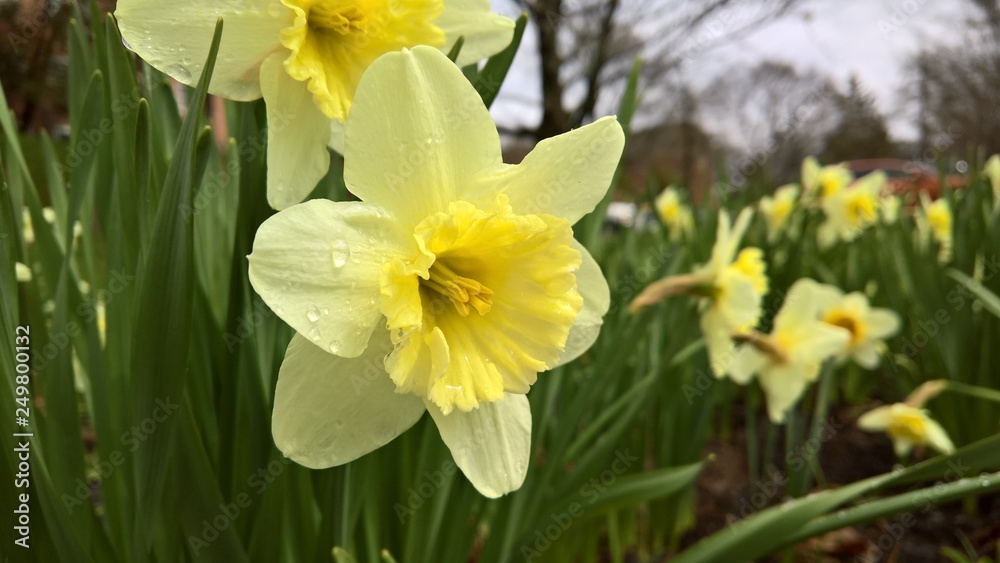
(116, 0), (514, 210)
(654, 186), (695, 241)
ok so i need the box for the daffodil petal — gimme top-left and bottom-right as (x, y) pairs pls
(437, 0), (516, 67)
(15, 262), (32, 283)
(857, 405), (892, 431)
(774, 279), (823, 333)
(758, 364), (809, 423)
(329, 119), (346, 155)
(272, 333), (426, 468)
(260, 54), (332, 210)
(924, 418), (955, 454)
(866, 309), (901, 339)
(344, 46), (501, 230)
(248, 200), (411, 358)
(553, 242), (610, 368)
(471, 117), (625, 225)
(729, 346), (766, 384)
(852, 343), (881, 369)
(114, 2), (291, 100)
(701, 309), (736, 377)
(426, 393), (530, 498)
(892, 438), (914, 457)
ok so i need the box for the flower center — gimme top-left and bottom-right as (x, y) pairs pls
(379, 196), (583, 414)
(280, 0), (446, 121)
(887, 410), (928, 443)
(728, 248), (769, 296)
(422, 260), (494, 317)
(846, 193), (877, 226)
(823, 310), (863, 346)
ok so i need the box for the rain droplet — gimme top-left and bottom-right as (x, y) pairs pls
(329, 341), (341, 353)
(307, 306), (321, 322)
(322, 307), (330, 315)
(121, 36), (133, 51)
(331, 240), (351, 267)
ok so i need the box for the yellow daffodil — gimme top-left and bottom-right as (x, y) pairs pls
(858, 403), (954, 457)
(917, 193), (952, 263)
(16, 262), (32, 283)
(654, 185), (694, 241)
(801, 157), (852, 201)
(247, 47), (624, 497)
(879, 195), (902, 224)
(817, 171), (884, 249)
(115, 0), (515, 210)
(758, 184), (799, 242)
(631, 209), (768, 377)
(814, 284), (900, 369)
(730, 278), (850, 423)
(984, 154), (1000, 207)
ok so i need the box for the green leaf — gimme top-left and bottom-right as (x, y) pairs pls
(949, 268), (1000, 319)
(130, 17), (224, 547)
(472, 13), (527, 108)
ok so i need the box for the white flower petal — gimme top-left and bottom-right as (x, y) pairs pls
(344, 46), (501, 230)
(248, 200), (411, 358)
(857, 405), (892, 431)
(470, 117), (625, 225)
(114, 1), (291, 100)
(273, 332), (427, 468)
(437, 0), (516, 67)
(426, 393), (531, 498)
(260, 54), (332, 210)
(553, 242), (610, 368)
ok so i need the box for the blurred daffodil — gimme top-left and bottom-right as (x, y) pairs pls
(879, 195), (902, 224)
(817, 171), (884, 249)
(758, 184), (798, 242)
(858, 403), (954, 457)
(654, 186), (694, 241)
(248, 47), (623, 497)
(730, 278), (850, 423)
(814, 284), (900, 369)
(21, 207), (34, 244)
(984, 154), (1000, 207)
(802, 157), (852, 201)
(917, 194), (952, 263)
(115, 0), (514, 210)
(16, 262), (32, 283)
(631, 209), (767, 377)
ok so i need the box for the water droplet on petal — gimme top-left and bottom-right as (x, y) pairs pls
(307, 305), (321, 322)
(322, 307), (330, 315)
(331, 240), (351, 267)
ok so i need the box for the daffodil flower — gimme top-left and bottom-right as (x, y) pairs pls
(984, 154), (1000, 207)
(917, 193), (952, 263)
(632, 209), (768, 377)
(758, 184), (799, 242)
(858, 403), (954, 457)
(654, 185), (694, 241)
(814, 284), (900, 369)
(730, 278), (850, 423)
(879, 195), (902, 224)
(115, 0), (514, 210)
(16, 262), (32, 283)
(247, 47), (624, 497)
(817, 171), (884, 249)
(801, 157), (852, 201)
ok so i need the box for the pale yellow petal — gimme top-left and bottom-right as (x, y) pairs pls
(272, 332), (427, 468)
(758, 364), (810, 423)
(437, 0), (516, 67)
(553, 241), (610, 368)
(857, 405), (892, 431)
(114, 1), (291, 100)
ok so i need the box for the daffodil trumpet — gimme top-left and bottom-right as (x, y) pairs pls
(247, 47), (624, 498)
(115, 0), (515, 210)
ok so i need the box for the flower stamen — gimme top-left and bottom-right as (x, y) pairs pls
(424, 260), (494, 317)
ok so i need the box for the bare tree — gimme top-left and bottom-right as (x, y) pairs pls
(501, 0), (802, 140)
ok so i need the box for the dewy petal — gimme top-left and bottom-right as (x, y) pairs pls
(260, 54), (332, 210)
(437, 0), (516, 67)
(470, 116), (625, 225)
(344, 46), (502, 230)
(248, 200), (412, 358)
(273, 332), (426, 468)
(426, 393), (531, 498)
(553, 241), (610, 368)
(114, 1), (291, 100)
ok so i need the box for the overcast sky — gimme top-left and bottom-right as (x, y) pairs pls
(488, 0), (973, 141)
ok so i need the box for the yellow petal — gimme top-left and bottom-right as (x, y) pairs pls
(758, 364), (809, 423)
(344, 46), (501, 231)
(471, 117), (625, 225)
(272, 332), (426, 468)
(552, 241), (610, 368)
(426, 392), (530, 498)
(260, 54), (333, 210)
(857, 405), (892, 431)
(437, 0), (516, 66)
(248, 200), (413, 357)
(114, 1), (291, 100)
